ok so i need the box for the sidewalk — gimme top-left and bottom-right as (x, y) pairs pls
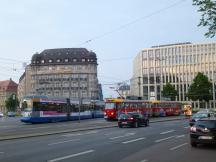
(0, 115), (188, 141)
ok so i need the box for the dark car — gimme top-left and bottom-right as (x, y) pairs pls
(189, 111), (215, 126)
(190, 118), (216, 147)
(118, 112), (149, 128)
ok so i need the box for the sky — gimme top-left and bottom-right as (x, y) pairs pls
(0, 0), (215, 98)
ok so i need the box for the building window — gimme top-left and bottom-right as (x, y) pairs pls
(82, 59), (85, 62)
(56, 59), (61, 63)
(48, 59), (53, 63)
(73, 59), (77, 62)
(41, 60), (45, 63)
(64, 58), (69, 62)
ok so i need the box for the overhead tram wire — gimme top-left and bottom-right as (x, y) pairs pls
(76, 0), (188, 47)
(0, 57), (28, 63)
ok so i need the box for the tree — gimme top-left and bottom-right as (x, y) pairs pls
(5, 93), (19, 112)
(187, 72), (212, 102)
(162, 83), (178, 101)
(193, 0), (216, 38)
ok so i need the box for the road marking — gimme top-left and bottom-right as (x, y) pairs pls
(48, 150), (95, 162)
(176, 134), (185, 138)
(0, 126), (10, 128)
(62, 131), (98, 137)
(28, 126), (51, 129)
(170, 143), (188, 151)
(155, 135), (175, 143)
(48, 139), (80, 146)
(184, 126), (190, 129)
(160, 130), (175, 135)
(110, 133), (135, 140)
(140, 160), (148, 162)
(122, 137), (145, 144)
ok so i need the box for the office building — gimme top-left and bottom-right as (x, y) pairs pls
(130, 42), (216, 108)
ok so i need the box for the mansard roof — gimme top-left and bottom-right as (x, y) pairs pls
(31, 48), (97, 66)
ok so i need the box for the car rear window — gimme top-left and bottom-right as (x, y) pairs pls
(119, 113), (132, 118)
(195, 120), (216, 129)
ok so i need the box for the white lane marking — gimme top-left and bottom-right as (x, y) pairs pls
(48, 150), (95, 162)
(176, 134), (185, 138)
(104, 133), (113, 136)
(0, 126), (10, 128)
(140, 160), (148, 162)
(170, 143), (188, 151)
(110, 133), (135, 140)
(122, 137), (145, 144)
(48, 139), (80, 146)
(63, 133), (82, 137)
(62, 131), (98, 137)
(28, 126), (51, 130)
(160, 130), (175, 135)
(155, 135), (175, 143)
(184, 126), (190, 129)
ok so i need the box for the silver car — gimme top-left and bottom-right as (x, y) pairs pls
(0, 112), (4, 117)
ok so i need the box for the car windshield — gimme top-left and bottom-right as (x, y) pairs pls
(192, 113), (208, 118)
(195, 120), (216, 129)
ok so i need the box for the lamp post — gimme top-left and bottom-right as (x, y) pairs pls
(78, 74), (81, 123)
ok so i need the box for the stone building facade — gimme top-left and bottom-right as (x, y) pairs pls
(18, 48), (102, 101)
(0, 79), (18, 113)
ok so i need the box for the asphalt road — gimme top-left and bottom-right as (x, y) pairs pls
(0, 119), (215, 162)
(0, 116), (186, 139)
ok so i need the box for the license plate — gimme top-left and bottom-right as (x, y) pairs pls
(198, 136), (213, 140)
(122, 122), (127, 124)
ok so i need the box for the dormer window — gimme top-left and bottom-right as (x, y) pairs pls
(64, 58), (69, 62)
(56, 59), (61, 63)
(73, 59), (77, 62)
(41, 60), (45, 63)
(48, 59), (53, 63)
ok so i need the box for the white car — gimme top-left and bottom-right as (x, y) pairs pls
(0, 112), (4, 117)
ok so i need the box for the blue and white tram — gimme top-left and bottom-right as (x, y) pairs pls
(20, 96), (104, 123)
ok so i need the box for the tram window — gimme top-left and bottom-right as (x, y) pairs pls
(22, 101), (28, 109)
(137, 103), (142, 108)
(125, 103), (129, 108)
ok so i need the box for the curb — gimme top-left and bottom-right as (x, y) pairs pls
(0, 117), (188, 141)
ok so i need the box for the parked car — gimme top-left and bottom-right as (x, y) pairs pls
(189, 111), (215, 126)
(190, 117), (216, 147)
(0, 112), (3, 117)
(7, 112), (16, 117)
(118, 112), (149, 128)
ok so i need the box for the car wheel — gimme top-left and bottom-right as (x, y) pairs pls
(191, 141), (197, 147)
(145, 120), (149, 127)
(134, 122), (138, 128)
